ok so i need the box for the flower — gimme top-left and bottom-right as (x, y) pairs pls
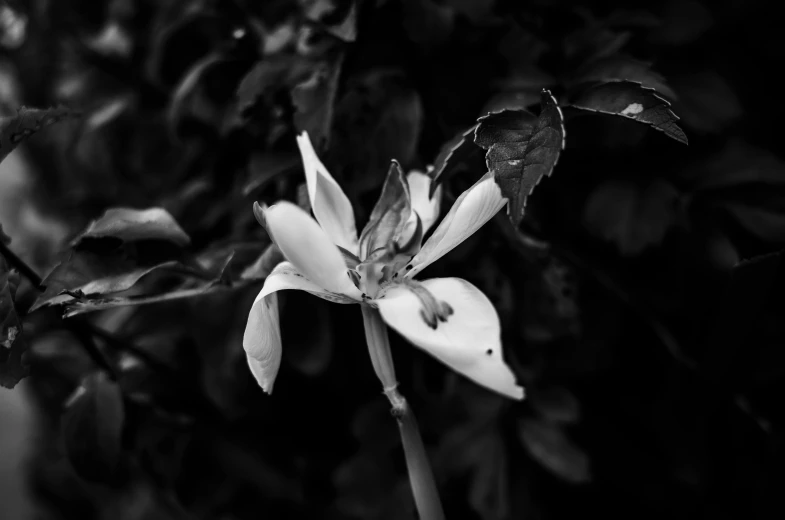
(243, 132), (524, 400)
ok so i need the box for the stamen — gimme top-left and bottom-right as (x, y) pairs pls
(404, 280), (454, 329)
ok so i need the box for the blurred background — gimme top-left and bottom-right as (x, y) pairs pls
(2, 0), (785, 518)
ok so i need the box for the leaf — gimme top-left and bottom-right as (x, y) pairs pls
(475, 90), (565, 225)
(685, 140), (785, 191)
(1, 259), (28, 388)
(723, 203), (785, 243)
(61, 372), (125, 483)
(568, 81), (688, 144)
(330, 70), (423, 195)
(291, 53), (344, 150)
(301, 0), (358, 42)
(0, 224), (9, 245)
(572, 55), (676, 100)
(167, 52), (225, 138)
(73, 207), (190, 247)
(242, 152), (301, 196)
(428, 125), (479, 196)
(583, 179), (682, 256)
(530, 386), (581, 425)
(0, 106), (73, 164)
(670, 71), (742, 134)
(518, 417), (591, 484)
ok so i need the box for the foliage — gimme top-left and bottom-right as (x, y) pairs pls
(1, 0), (784, 519)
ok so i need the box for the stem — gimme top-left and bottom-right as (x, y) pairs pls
(360, 305), (445, 520)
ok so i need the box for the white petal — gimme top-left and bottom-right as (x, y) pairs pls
(264, 202), (362, 299)
(374, 277), (524, 400)
(244, 261), (357, 392)
(407, 170), (441, 234)
(404, 172), (506, 279)
(296, 132), (359, 253)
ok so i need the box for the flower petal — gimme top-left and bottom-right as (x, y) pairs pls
(264, 201), (362, 299)
(404, 172), (506, 279)
(358, 160), (411, 259)
(244, 261), (357, 392)
(374, 277), (524, 400)
(296, 131), (359, 253)
(407, 170), (441, 234)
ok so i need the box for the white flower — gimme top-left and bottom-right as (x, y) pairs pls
(243, 132), (524, 400)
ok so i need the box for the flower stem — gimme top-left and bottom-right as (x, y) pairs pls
(361, 305), (445, 520)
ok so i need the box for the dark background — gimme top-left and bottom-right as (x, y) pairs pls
(2, 0), (785, 518)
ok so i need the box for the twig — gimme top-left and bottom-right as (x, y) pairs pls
(361, 305), (445, 520)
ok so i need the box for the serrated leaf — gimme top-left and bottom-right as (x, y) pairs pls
(572, 55), (676, 100)
(428, 125), (478, 196)
(568, 80), (688, 144)
(1, 260), (29, 388)
(519, 417), (591, 484)
(73, 207), (190, 247)
(475, 90), (565, 225)
(291, 54), (343, 150)
(61, 372), (125, 482)
(0, 106), (73, 164)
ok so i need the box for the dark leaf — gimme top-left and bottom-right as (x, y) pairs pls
(684, 140), (785, 191)
(583, 179), (682, 256)
(723, 203), (785, 243)
(291, 53), (344, 150)
(401, 0), (454, 50)
(358, 160), (411, 257)
(73, 207), (190, 247)
(0, 224), (9, 244)
(428, 125), (479, 196)
(568, 81), (688, 144)
(167, 52), (226, 138)
(475, 90), (565, 225)
(670, 71), (742, 134)
(236, 58), (290, 116)
(518, 417), (591, 484)
(61, 372), (125, 483)
(650, 0), (713, 46)
(1, 259), (28, 388)
(242, 152), (301, 196)
(30, 250), (177, 311)
(572, 55), (676, 100)
(301, 0), (358, 42)
(0, 106), (73, 164)
(330, 70), (423, 196)
(530, 386), (581, 425)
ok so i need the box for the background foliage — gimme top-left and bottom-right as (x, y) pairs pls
(2, 0), (785, 518)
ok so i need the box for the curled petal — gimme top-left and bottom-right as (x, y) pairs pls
(296, 132), (359, 253)
(407, 170), (441, 235)
(373, 277), (524, 400)
(244, 261), (357, 392)
(404, 172), (506, 279)
(264, 202), (362, 299)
